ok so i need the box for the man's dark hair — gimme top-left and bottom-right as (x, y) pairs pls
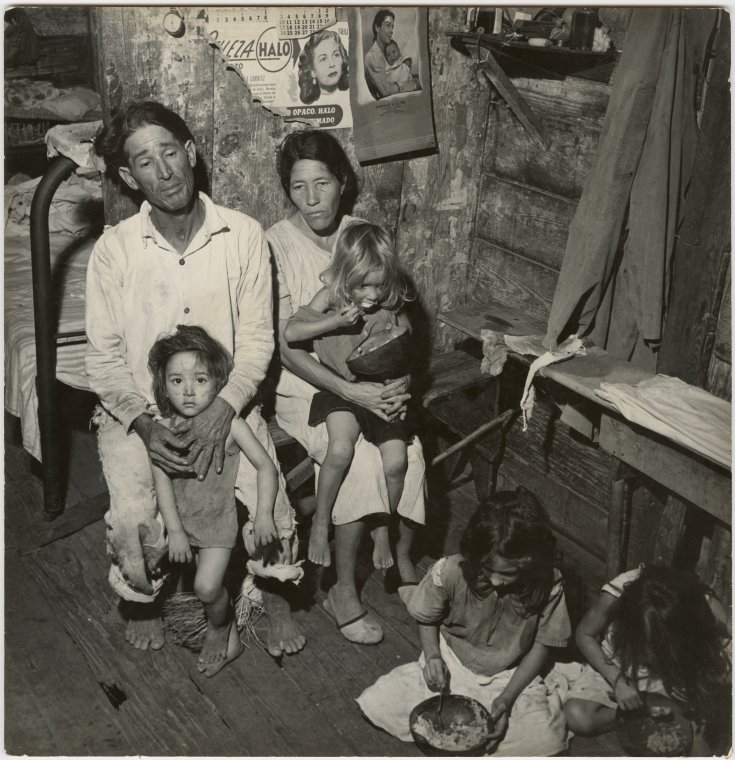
(94, 100), (195, 181)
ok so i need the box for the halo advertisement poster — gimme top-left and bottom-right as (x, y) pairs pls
(205, 7), (352, 129)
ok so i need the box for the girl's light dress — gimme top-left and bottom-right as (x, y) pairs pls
(268, 216), (426, 526)
(357, 555), (572, 756)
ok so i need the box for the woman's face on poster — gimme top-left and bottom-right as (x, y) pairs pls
(376, 15), (394, 46)
(312, 36), (343, 90)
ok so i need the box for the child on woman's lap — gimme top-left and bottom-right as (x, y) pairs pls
(357, 488), (572, 756)
(284, 221), (414, 577)
(148, 325), (280, 677)
(561, 564), (731, 753)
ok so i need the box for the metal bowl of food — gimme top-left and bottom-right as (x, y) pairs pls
(345, 323), (413, 381)
(615, 693), (693, 756)
(409, 694), (497, 756)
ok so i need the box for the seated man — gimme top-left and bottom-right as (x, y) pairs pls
(86, 100), (305, 658)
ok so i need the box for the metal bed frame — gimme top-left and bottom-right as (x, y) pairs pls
(30, 154), (91, 521)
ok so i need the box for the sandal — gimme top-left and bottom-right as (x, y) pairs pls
(323, 590), (383, 645)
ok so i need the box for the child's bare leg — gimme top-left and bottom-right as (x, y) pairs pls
(194, 548), (242, 677)
(310, 412), (360, 567)
(368, 516), (393, 570)
(377, 440), (413, 577)
(563, 698), (616, 736)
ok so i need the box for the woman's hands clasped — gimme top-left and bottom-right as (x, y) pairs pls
(343, 376), (410, 422)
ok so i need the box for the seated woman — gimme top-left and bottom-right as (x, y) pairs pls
(268, 130), (426, 645)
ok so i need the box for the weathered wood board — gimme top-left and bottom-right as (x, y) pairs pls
(467, 239), (559, 323)
(475, 175), (577, 269)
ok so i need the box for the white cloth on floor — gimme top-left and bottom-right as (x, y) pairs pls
(356, 634), (569, 756)
(596, 375), (731, 468)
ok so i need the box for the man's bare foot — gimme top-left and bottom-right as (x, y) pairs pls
(262, 588), (306, 658)
(199, 619), (243, 678)
(121, 600), (165, 651)
(371, 526), (394, 570)
(308, 520), (332, 567)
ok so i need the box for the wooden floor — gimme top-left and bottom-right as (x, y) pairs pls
(5, 403), (625, 756)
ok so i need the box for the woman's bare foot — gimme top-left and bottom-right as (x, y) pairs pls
(121, 600), (165, 651)
(262, 588), (306, 657)
(371, 526), (394, 570)
(308, 519), (332, 567)
(199, 618), (243, 678)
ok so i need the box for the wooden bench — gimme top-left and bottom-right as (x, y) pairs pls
(267, 349), (511, 503)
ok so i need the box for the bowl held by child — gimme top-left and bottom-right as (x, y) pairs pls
(409, 694), (497, 756)
(615, 692), (693, 757)
(346, 323), (413, 381)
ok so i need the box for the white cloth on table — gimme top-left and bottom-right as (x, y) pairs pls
(596, 375), (731, 468)
(356, 633), (569, 756)
(268, 216), (426, 526)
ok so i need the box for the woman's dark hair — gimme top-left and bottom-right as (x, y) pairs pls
(277, 130), (357, 210)
(148, 325), (233, 418)
(459, 487), (557, 616)
(94, 100), (195, 181)
(298, 30), (349, 105)
(609, 565), (731, 727)
(372, 9), (395, 39)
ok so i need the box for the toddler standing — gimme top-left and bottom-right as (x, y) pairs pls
(148, 325), (280, 677)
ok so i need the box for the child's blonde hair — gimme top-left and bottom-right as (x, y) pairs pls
(321, 221), (411, 311)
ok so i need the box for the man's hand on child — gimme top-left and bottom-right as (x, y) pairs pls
(174, 397), (235, 480)
(134, 414), (192, 474)
(423, 654), (449, 692)
(168, 531), (193, 564)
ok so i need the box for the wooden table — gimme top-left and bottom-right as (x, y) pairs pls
(439, 303), (731, 574)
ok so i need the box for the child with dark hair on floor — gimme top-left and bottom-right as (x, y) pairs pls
(357, 487), (573, 756)
(562, 563), (731, 754)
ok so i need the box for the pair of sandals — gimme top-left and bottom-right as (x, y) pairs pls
(322, 581), (418, 645)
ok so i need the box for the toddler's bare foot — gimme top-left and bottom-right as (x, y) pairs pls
(371, 526), (394, 570)
(121, 600), (165, 650)
(199, 618), (243, 678)
(308, 520), (332, 566)
(262, 589), (306, 657)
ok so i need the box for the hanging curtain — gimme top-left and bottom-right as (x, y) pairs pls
(543, 8), (718, 369)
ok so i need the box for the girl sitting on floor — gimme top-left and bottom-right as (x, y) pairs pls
(357, 487), (572, 756)
(148, 325), (280, 677)
(562, 563), (731, 754)
(283, 221), (416, 586)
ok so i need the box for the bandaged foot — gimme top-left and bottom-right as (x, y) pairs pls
(198, 618), (243, 678)
(371, 526), (394, 570)
(262, 587), (306, 657)
(308, 519), (332, 567)
(121, 600), (165, 650)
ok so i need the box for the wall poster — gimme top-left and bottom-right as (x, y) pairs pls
(349, 7), (437, 162)
(205, 7), (352, 129)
